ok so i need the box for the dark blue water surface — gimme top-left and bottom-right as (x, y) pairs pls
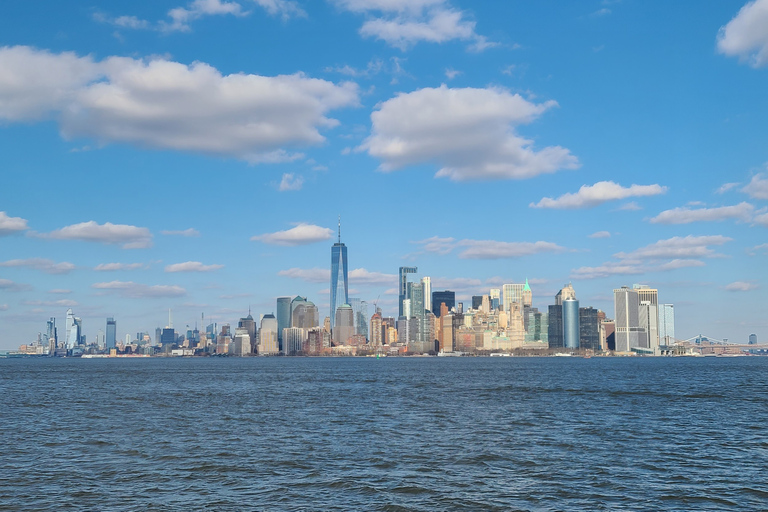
(1, 357), (767, 511)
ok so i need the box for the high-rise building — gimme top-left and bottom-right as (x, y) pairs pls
(282, 327), (306, 355)
(614, 286), (647, 352)
(502, 283), (525, 314)
(349, 298), (369, 338)
(471, 296), (483, 310)
(238, 311), (257, 353)
(161, 328), (176, 347)
(330, 218), (349, 330)
(106, 317), (117, 350)
(276, 297), (292, 348)
(659, 304), (675, 345)
(635, 285), (659, 348)
(292, 302), (319, 330)
(421, 276), (432, 312)
(233, 328), (251, 356)
(579, 307), (599, 350)
(46, 318), (57, 354)
(431, 290), (455, 317)
(370, 312), (383, 346)
(65, 308), (79, 349)
(548, 304), (563, 348)
(398, 266), (417, 317)
(333, 304), (354, 346)
(563, 298), (580, 349)
(489, 288), (500, 311)
(749, 333), (758, 345)
(259, 314), (279, 355)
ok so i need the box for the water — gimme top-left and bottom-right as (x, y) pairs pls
(1, 357), (766, 511)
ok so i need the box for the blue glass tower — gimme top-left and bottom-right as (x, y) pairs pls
(330, 217), (348, 330)
(563, 299), (580, 349)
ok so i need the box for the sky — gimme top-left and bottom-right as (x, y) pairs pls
(1, 0), (767, 349)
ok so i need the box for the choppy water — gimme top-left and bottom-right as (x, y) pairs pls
(1, 356), (766, 511)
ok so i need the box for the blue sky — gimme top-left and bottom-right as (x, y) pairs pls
(1, 0), (767, 349)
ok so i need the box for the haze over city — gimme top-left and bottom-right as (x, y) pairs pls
(1, 0), (767, 350)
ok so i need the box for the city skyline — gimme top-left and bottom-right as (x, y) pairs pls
(2, 0), (768, 349)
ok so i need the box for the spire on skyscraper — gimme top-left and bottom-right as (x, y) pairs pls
(338, 215), (341, 244)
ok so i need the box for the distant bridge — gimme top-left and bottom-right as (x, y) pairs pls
(669, 334), (768, 355)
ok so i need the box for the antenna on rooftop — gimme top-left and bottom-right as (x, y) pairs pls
(338, 215), (341, 243)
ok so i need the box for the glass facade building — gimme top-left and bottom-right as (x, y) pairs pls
(398, 267), (417, 318)
(106, 317), (117, 350)
(563, 299), (580, 349)
(579, 307), (599, 350)
(331, 241), (349, 329)
(431, 290), (455, 317)
(276, 297), (292, 348)
(659, 304), (675, 345)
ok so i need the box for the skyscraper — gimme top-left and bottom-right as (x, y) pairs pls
(65, 308), (80, 349)
(398, 266), (417, 317)
(421, 276), (432, 312)
(259, 314), (279, 355)
(614, 286), (646, 352)
(502, 283), (525, 314)
(431, 290), (455, 317)
(563, 298), (580, 349)
(276, 297), (292, 348)
(330, 218), (349, 329)
(635, 285), (659, 348)
(659, 304), (675, 345)
(579, 307), (599, 350)
(333, 304), (354, 346)
(106, 317), (117, 350)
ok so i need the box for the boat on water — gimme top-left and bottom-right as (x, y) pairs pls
(554, 353), (573, 357)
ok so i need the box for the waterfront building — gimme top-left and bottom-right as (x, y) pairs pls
(292, 301), (319, 330)
(579, 307), (599, 351)
(548, 305), (563, 348)
(106, 317), (117, 350)
(333, 304), (354, 346)
(238, 312), (257, 353)
(525, 311), (548, 344)
(370, 312), (382, 346)
(233, 328), (251, 356)
(749, 333), (758, 345)
(283, 327), (306, 355)
(431, 290), (455, 317)
(659, 304), (675, 345)
(330, 219), (349, 329)
(602, 320), (616, 351)
(398, 266), (417, 318)
(276, 297), (292, 349)
(614, 286), (647, 352)
(259, 314), (279, 355)
(635, 285), (659, 348)
(349, 298), (369, 338)
(421, 276), (432, 313)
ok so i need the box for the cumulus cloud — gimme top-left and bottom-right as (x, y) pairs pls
(278, 173), (304, 191)
(0, 258), (75, 275)
(754, 212), (768, 227)
(616, 202), (642, 211)
(94, 263), (146, 271)
(412, 236), (565, 259)
(37, 221), (152, 249)
(649, 202), (755, 224)
(742, 173), (768, 199)
(162, 0), (247, 32)
(161, 228), (200, 237)
(724, 280), (758, 291)
(333, 0), (494, 51)
(0, 46), (359, 163)
(530, 181), (667, 209)
(278, 266), (396, 285)
(0, 278), (28, 292)
(717, 0), (768, 68)
(0, 211), (29, 235)
(716, 182), (740, 194)
(360, 85), (578, 181)
(748, 243), (768, 255)
(22, 299), (79, 307)
(165, 261), (224, 272)
(572, 235), (732, 279)
(588, 231), (611, 239)
(91, 280), (187, 298)
(252, 223), (334, 245)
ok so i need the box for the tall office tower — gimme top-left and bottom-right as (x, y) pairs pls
(548, 305), (563, 348)
(749, 333), (758, 345)
(233, 328), (251, 356)
(421, 276), (432, 312)
(555, 283), (576, 305)
(525, 311), (549, 344)
(659, 304), (675, 345)
(398, 266), (418, 317)
(106, 317), (117, 350)
(282, 327), (306, 355)
(370, 312), (382, 345)
(431, 290), (456, 317)
(471, 296), (483, 310)
(348, 298), (369, 338)
(634, 285), (659, 347)
(238, 311), (257, 353)
(502, 283), (525, 314)
(333, 304), (354, 346)
(216, 324), (232, 354)
(481, 295), (490, 314)
(330, 218), (349, 329)
(289, 296), (308, 323)
(161, 327), (176, 347)
(489, 288), (501, 311)
(292, 302), (319, 329)
(602, 320), (616, 350)
(125, 333), (132, 345)
(258, 314), (278, 355)
(523, 279), (532, 307)
(155, 327), (163, 346)
(276, 297), (292, 348)
(65, 308), (80, 349)
(614, 286), (647, 352)
(306, 328), (325, 354)
(563, 297), (580, 349)
(46, 318), (57, 353)
(579, 307), (599, 350)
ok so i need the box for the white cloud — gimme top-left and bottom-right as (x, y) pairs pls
(23, 299), (79, 307)
(717, 0), (768, 68)
(0, 211), (29, 235)
(444, 68), (461, 80)
(748, 243), (768, 255)
(456, 240), (565, 260)
(161, 228), (200, 237)
(742, 172), (768, 199)
(572, 235), (732, 279)
(0, 46), (359, 163)
(617, 201), (642, 211)
(94, 263), (146, 271)
(0, 46), (101, 121)
(530, 181), (667, 209)
(0, 258), (75, 275)
(716, 182), (740, 194)
(724, 280), (758, 291)
(163, 0), (247, 32)
(39, 221), (152, 249)
(0, 279), (28, 292)
(252, 0), (307, 20)
(588, 231), (611, 239)
(333, 0), (493, 51)
(754, 212), (768, 227)
(414, 236), (456, 254)
(278, 267), (329, 282)
(279, 173), (304, 191)
(92, 280), (187, 298)
(649, 202), (755, 224)
(0, 304), (8, 311)
(165, 261), (224, 272)
(360, 85), (578, 181)
(278, 266), (396, 285)
(48, 289), (72, 294)
(252, 223), (334, 245)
